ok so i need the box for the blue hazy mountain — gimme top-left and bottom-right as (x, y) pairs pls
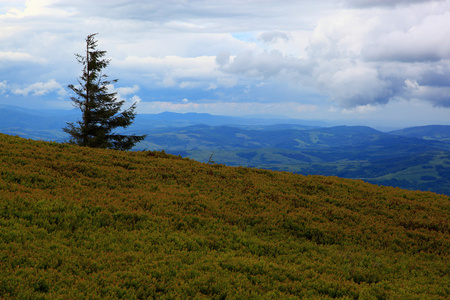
(1, 105), (449, 195)
(0, 105), (79, 141)
(389, 125), (450, 143)
(136, 124), (447, 152)
(0, 105), (326, 140)
(132, 111), (329, 129)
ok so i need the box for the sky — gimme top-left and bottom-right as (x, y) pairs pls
(1, 0), (450, 128)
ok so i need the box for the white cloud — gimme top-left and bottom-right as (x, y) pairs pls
(0, 80), (7, 94)
(106, 84), (142, 104)
(403, 79), (450, 107)
(2, 0), (65, 18)
(362, 11), (450, 62)
(405, 79), (419, 90)
(317, 64), (392, 107)
(341, 104), (378, 114)
(12, 79), (66, 97)
(114, 85), (140, 96)
(343, 0), (445, 8)
(136, 100), (318, 117)
(220, 50), (310, 80)
(216, 76), (237, 88)
(119, 55), (218, 80)
(1, 0), (450, 124)
(162, 77), (176, 87)
(303, 1), (450, 108)
(116, 54), (246, 90)
(0, 51), (44, 63)
(179, 81), (198, 89)
(206, 83), (217, 90)
(130, 95), (141, 104)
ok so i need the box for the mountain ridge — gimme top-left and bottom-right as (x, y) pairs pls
(1, 105), (449, 195)
(389, 125), (450, 143)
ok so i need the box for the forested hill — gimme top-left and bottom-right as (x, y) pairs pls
(389, 125), (450, 143)
(0, 133), (449, 299)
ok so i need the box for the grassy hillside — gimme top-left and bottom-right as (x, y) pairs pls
(136, 124), (450, 195)
(0, 133), (449, 299)
(2, 106), (448, 196)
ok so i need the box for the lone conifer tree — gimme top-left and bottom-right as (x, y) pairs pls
(63, 33), (146, 150)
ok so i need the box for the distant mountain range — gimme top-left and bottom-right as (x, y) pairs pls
(134, 123), (449, 195)
(390, 125), (450, 143)
(137, 124), (447, 152)
(0, 105), (325, 141)
(1, 105), (449, 195)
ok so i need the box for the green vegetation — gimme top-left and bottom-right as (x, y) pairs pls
(171, 147), (450, 195)
(150, 125), (450, 195)
(1, 133), (449, 299)
(1, 106), (449, 195)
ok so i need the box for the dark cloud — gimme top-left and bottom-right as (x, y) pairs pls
(299, 1), (450, 108)
(215, 51), (231, 66)
(258, 31), (290, 43)
(403, 79), (450, 107)
(418, 66), (450, 87)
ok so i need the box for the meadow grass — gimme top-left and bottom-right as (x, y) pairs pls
(0, 133), (449, 299)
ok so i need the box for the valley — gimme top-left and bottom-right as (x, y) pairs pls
(1, 105), (449, 195)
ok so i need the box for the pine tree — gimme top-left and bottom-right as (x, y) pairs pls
(63, 33), (146, 150)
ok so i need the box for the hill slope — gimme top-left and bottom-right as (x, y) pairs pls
(1, 105), (449, 195)
(389, 125), (450, 144)
(143, 125), (450, 195)
(0, 134), (449, 299)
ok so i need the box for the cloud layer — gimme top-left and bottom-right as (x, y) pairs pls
(0, 0), (449, 125)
